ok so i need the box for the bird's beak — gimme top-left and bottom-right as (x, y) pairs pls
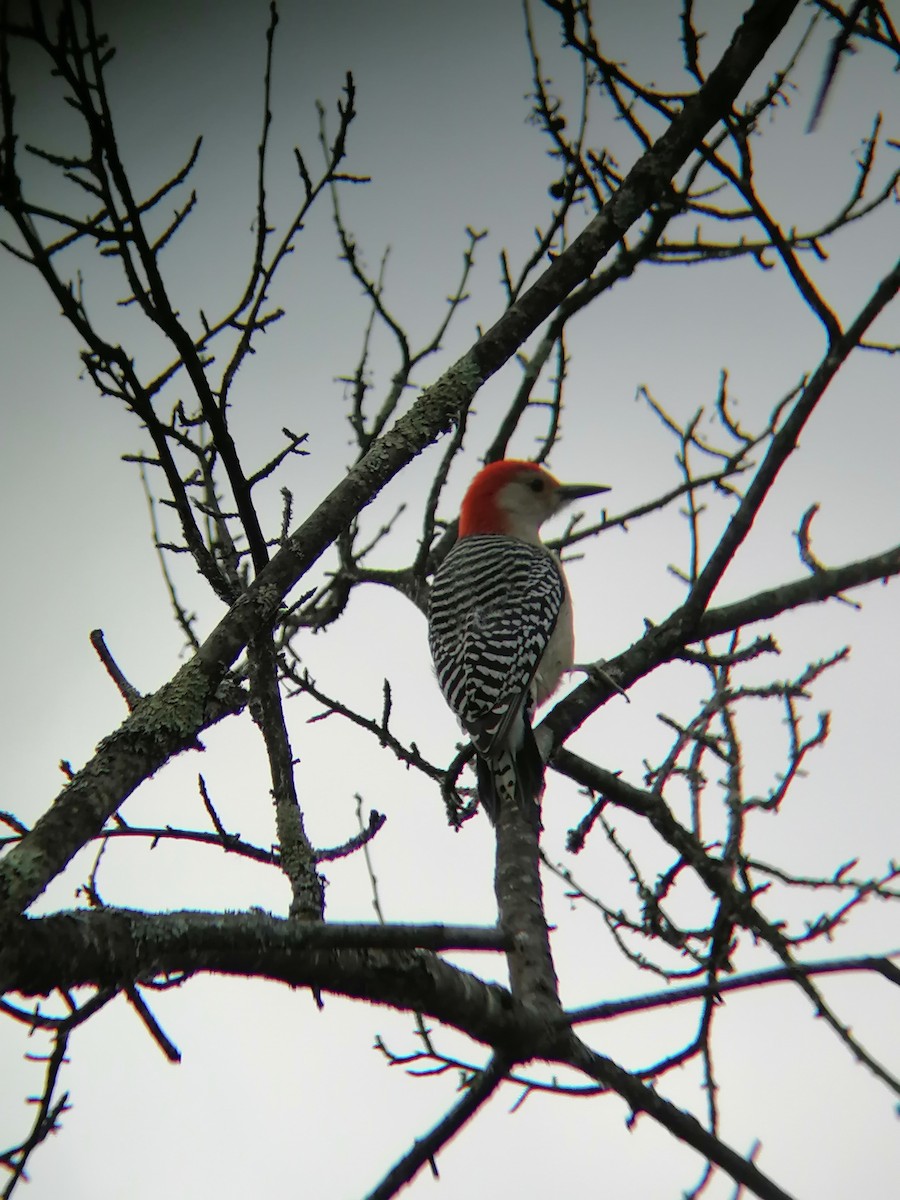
(557, 481), (610, 504)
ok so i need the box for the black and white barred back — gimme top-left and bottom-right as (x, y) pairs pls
(428, 535), (564, 825)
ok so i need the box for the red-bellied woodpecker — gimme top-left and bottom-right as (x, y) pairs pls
(428, 459), (608, 830)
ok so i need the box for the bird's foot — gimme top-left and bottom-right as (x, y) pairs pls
(572, 659), (630, 701)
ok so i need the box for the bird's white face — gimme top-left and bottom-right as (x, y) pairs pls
(495, 469), (563, 542)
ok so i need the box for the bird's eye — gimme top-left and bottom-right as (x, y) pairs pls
(529, 478), (545, 493)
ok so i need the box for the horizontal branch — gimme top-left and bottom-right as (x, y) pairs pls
(567, 953), (900, 1024)
(1, 909), (518, 1048)
(0, 904), (820, 1200)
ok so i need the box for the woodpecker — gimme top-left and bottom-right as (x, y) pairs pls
(428, 459), (608, 830)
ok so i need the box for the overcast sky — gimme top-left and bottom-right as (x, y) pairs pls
(1, 2), (898, 1197)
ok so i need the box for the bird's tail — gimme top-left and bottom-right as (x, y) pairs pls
(476, 723), (545, 832)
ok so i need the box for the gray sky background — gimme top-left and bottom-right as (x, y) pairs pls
(1, 2), (898, 1197)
